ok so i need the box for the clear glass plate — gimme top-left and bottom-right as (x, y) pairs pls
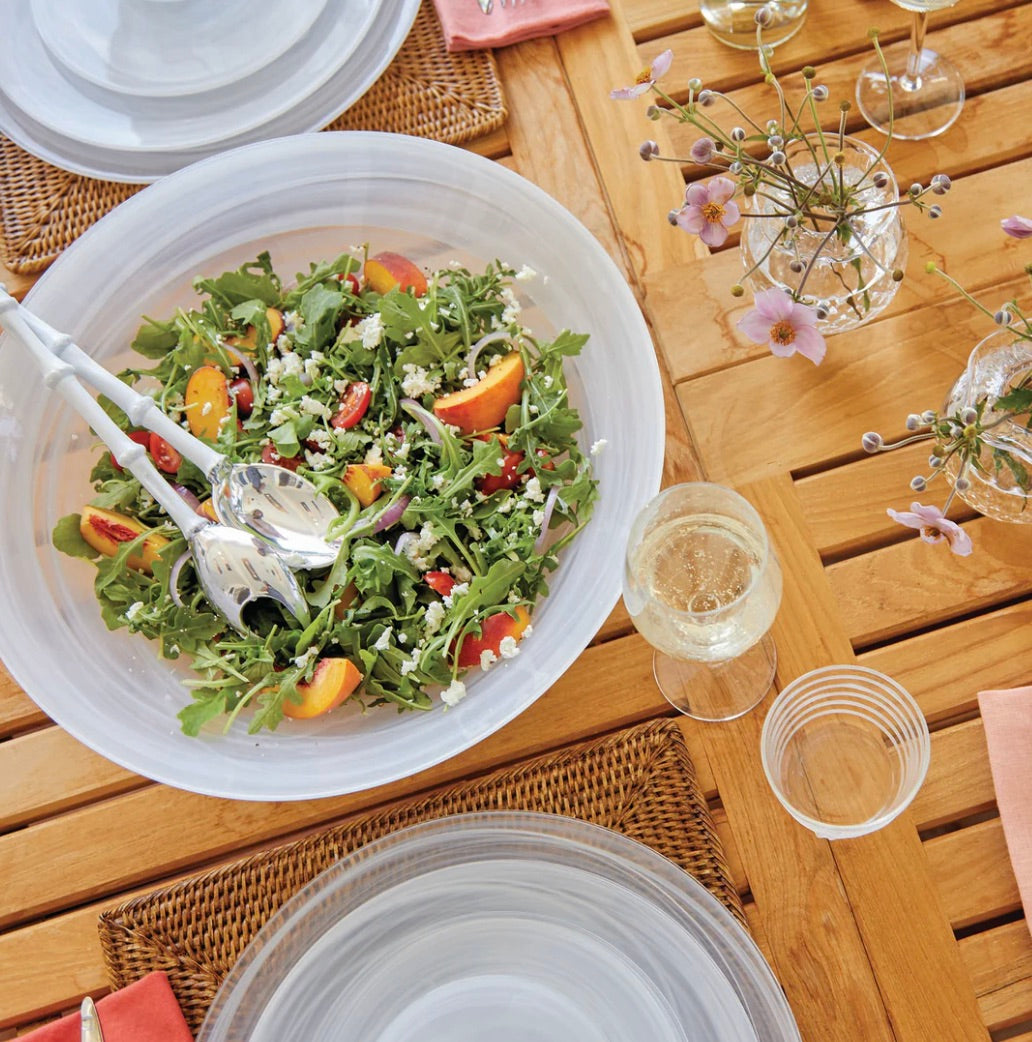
(197, 814), (803, 1042)
(0, 0), (420, 182)
(30, 0), (327, 98)
(0, 132), (665, 801)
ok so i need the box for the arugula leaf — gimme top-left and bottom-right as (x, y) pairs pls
(132, 318), (179, 359)
(995, 386), (1032, 415)
(193, 253), (281, 308)
(52, 514), (99, 560)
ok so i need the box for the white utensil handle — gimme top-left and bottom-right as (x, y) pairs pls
(5, 291), (225, 479)
(0, 294), (204, 538)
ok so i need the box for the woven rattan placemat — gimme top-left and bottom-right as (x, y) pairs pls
(98, 719), (745, 1034)
(0, 1), (506, 275)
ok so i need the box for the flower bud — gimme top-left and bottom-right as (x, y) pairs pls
(909, 183), (922, 197)
(960, 406), (977, 425)
(689, 137), (716, 163)
(730, 284), (745, 297)
(891, 269), (904, 282)
(921, 410), (937, 424)
(872, 171), (889, 189)
(698, 89), (715, 107)
(688, 77), (703, 92)
(646, 105), (662, 121)
(906, 413), (923, 431)
(929, 454), (943, 468)
(754, 4), (774, 25)
(924, 261), (937, 274)
(910, 475), (927, 492)
(995, 308), (1013, 326)
(767, 134), (784, 149)
(812, 85), (829, 101)
(861, 432), (883, 453)
(729, 160), (743, 174)
(731, 126), (746, 142)
(801, 65), (816, 79)
(743, 183), (757, 196)
(928, 204), (942, 218)
(770, 150), (786, 165)
(833, 151), (845, 166)
(868, 27), (880, 38)
(667, 209), (680, 226)
(639, 140), (660, 161)
(785, 215), (799, 228)
(931, 173), (952, 194)
(815, 304), (829, 320)
(839, 100), (851, 112)
(955, 476), (971, 491)
(789, 260), (804, 273)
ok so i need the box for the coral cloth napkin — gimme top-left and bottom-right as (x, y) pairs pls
(432, 0), (610, 52)
(20, 973), (192, 1042)
(979, 685), (1032, 931)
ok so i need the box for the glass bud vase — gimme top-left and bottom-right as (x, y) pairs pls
(941, 330), (1032, 522)
(739, 135), (908, 335)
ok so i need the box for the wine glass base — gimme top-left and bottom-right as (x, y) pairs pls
(653, 632), (777, 723)
(856, 42), (965, 140)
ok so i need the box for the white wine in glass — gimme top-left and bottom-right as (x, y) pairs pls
(623, 484), (782, 722)
(856, 0), (965, 140)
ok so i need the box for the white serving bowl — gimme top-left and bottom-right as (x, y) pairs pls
(0, 132), (664, 800)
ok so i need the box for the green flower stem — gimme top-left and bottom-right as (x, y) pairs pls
(929, 266), (1004, 325)
(794, 224), (846, 300)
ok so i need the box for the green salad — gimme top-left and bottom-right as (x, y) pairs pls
(53, 249), (598, 735)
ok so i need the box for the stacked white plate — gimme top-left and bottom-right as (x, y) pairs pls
(0, 0), (421, 182)
(197, 814), (804, 1042)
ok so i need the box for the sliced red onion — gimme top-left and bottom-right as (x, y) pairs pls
(466, 330), (512, 379)
(172, 484), (202, 512)
(222, 344), (259, 385)
(400, 398), (443, 445)
(374, 494), (412, 534)
(394, 531), (419, 556)
(533, 485), (562, 554)
(168, 549), (191, 608)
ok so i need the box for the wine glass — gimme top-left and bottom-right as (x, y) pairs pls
(623, 483), (782, 722)
(855, 0), (965, 141)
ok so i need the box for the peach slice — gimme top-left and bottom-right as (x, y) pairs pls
(433, 352), (525, 435)
(196, 499), (219, 523)
(225, 307), (284, 352)
(185, 365), (231, 441)
(282, 657), (363, 720)
(363, 251), (427, 296)
(80, 506), (169, 575)
(455, 605), (531, 669)
(343, 463), (391, 507)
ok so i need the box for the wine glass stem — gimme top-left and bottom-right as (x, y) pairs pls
(902, 10), (930, 91)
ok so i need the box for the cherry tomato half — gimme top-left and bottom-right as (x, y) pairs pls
(424, 571), (457, 597)
(149, 433), (182, 474)
(336, 272), (361, 295)
(229, 377), (254, 418)
(261, 443), (302, 472)
(110, 430), (151, 473)
(332, 381), (372, 430)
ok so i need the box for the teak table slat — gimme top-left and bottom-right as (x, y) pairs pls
(2, 0), (1031, 1037)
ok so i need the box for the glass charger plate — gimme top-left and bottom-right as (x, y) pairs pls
(197, 814), (803, 1042)
(0, 0), (420, 182)
(0, 132), (664, 801)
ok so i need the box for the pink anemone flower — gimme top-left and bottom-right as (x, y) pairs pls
(610, 50), (673, 100)
(886, 502), (973, 556)
(736, 288), (827, 365)
(1001, 215), (1032, 240)
(674, 176), (740, 248)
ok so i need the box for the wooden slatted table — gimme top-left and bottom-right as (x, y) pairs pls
(2, 0), (1031, 1037)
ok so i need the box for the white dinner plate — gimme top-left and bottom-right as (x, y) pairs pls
(0, 0), (420, 182)
(0, 132), (665, 801)
(196, 814), (804, 1042)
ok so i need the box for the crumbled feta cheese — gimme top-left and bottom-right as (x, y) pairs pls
(590, 439), (608, 456)
(499, 635), (520, 659)
(532, 509), (545, 527)
(425, 600), (445, 635)
(300, 395), (330, 419)
(201, 401), (213, 417)
(373, 628), (392, 651)
(431, 473), (446, 489)
(124, 601), (144, 621)
(514, 264), (537, 282)
(364, 443), (384, 466)
(358, 313), (384, 350)
(269, 406), (296, 426)
(500, 288), (522, 326)
(303, 357), (321, 381)
(265, 385), (283, 402)
(333, 378), (349, 394)
(479, 649), (498, 671)
(397, 631), (408, 644)
(441, 679), (467, 707)
(452, 565), (473, 583)
(400, 364), (441, 398)
(304, 449), (331, 469)
(138, 491), (154, 510)
(307, 428), (332, 450)
(275, 333), (292, 353)
(542, 374), (553, 389)
(282, 310), (299, 330)
(293, 646), (318, 670)
(400, 658), (419, 676)
(443, 581), (469, 607)
(495, 497), (513, 514)
(394, 439), (411, 460)
(524, 476), (545, 503)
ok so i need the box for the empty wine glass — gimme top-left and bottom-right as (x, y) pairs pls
(855, 0), (965, 140)
(623, 483), (782, 722)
